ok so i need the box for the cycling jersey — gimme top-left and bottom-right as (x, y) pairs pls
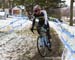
(32, 10), (48, 27)
(31, 10), (51, 40)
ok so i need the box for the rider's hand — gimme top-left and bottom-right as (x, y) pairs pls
(30, 28), (34, 33)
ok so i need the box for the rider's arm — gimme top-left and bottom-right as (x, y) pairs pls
(32, 16), (36, 29)
(42, 10), (48, 25)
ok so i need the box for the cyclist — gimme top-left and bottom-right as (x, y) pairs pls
(31, 5), (51, 48)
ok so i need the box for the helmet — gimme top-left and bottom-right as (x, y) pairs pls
(33, 5), (41, 12)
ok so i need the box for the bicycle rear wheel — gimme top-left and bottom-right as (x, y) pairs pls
(37, 36), (48, 57)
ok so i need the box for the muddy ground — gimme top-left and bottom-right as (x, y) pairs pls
(0, 28), (64, 60)
(16, 28), (64, 60)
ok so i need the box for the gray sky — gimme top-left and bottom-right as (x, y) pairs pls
(65, 0), (75, 6)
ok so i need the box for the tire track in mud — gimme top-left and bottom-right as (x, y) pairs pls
(0, 30), (37, 60)
(0, 29), (63, 60)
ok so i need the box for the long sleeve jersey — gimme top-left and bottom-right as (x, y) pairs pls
(32, 10), (48, 29)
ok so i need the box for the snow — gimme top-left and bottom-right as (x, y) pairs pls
(49, 21), (75, 52)
(0, 31), (37, 60)
(0, 16), (75, 60)
(0, 12), (6, 16)
(0, 16), (32, 31)
(49, 20), (75, 60)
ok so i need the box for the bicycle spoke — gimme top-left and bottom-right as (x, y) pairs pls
(37, 37), (47, 57)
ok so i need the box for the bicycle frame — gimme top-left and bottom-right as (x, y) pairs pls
(37, 26), (51, 57)
(40, 26), (47, 37)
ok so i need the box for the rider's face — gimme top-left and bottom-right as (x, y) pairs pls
(34, 9), (40, 15)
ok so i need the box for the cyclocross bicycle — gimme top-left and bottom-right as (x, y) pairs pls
(31, 25), (51, 57)
(37, 26), (51, 57)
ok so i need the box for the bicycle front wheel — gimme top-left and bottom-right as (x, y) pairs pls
(37, 36), (47, 57)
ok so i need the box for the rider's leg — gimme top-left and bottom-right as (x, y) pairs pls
(47, 29), (52, 49)
(46, 22), (51, 40)
(47, 29), (51, 40)
(46, 23), (52, 48)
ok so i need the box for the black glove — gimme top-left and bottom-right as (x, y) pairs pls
(30, 28), (34, 33)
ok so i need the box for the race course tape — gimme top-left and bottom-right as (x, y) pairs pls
(53, 21), (75, 53)
(0, 18), (28, 32)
